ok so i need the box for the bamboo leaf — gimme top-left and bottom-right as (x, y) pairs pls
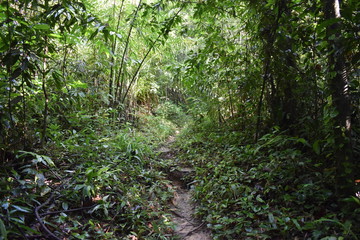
(33, 23), (51, 30)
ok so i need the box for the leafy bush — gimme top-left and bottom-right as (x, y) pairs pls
(177, 126), (360, 239)
(154, 101), (189, 127)
(0, 114), (177, 239)
(139, 115), (177, 145)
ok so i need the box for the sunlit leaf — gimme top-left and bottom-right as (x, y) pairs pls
(12, 205), (31, 213)
(33, 23), (51, 30)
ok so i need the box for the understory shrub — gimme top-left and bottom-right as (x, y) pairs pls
(0, 113), (178, 239)
(178, 127), (360, 240)
(154, 101), (189, 127)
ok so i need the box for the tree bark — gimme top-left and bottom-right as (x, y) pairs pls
(323, 0), (354, 198)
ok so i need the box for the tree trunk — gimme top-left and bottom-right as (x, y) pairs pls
(41, 39), (49, 147)
(323, 0), (354, 198)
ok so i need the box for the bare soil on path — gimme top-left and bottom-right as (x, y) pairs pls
(157, 134), (212, 240)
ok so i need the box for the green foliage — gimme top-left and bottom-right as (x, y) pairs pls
(139, 114), (177, 143)
(154, 101), (189, 127)
(0, 0), (359, 239)
(0, 112), (178, 239)
(177, 124), (360, 239)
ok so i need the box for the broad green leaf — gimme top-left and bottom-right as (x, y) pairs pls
(70, 80), (88, 89)
(48, 33), (63, 39)
(42, 155), (55, 166)
(292, 219), (302, 231)
(33, 24), (51, 30)
(297, 138), (311, 147)
(256, 195), (265, 203)
(313, 140), (320, 155)
(74, 184), (84, 191)
(316, 18), (341, 32)
(89, 30), (98, 40)
(62, 202), (69, 210)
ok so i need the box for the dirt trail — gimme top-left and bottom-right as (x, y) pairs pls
(169, 179), (211, 240)
(158, 134), (212, 240)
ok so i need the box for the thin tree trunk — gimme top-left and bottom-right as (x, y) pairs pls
(6, 1), (14, 130)
(121, 5), (184, 104)
(21, 74), (26, 149)
(227, 79), (234, 119)
(7, 68), (13, 128)
(121, 35), (160, 104)
(109, 0), (125, 104)
(41, 42), (49, 146)
(61, 34), (71, 94)
(311, 1), (320, 125)
(21, 39), (27, 149)
(255, 67), (267, 142)
(255, 1), (282, 140)
(42, 1), (50, 146)
(114, 0), (143, 106)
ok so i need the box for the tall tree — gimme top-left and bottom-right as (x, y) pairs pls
(323, 0), (354, 198)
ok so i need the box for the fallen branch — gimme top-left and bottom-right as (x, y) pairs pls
(34, 194), (62, 240)
(184, 222), (205, 237)
(25, 235), (44, 239)
(39, 204), (97, 217)
(169, 210), (196, 226)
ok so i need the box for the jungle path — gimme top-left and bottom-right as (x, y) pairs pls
(157, 133), (212, 240)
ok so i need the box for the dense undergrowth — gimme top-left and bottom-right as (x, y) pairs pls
(1, 101), (359, 240)
(1, 0), (358, 239)
(176, 122), (360, 240)
(0, 102), (187, 240)
(1, 99), (359, 240)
